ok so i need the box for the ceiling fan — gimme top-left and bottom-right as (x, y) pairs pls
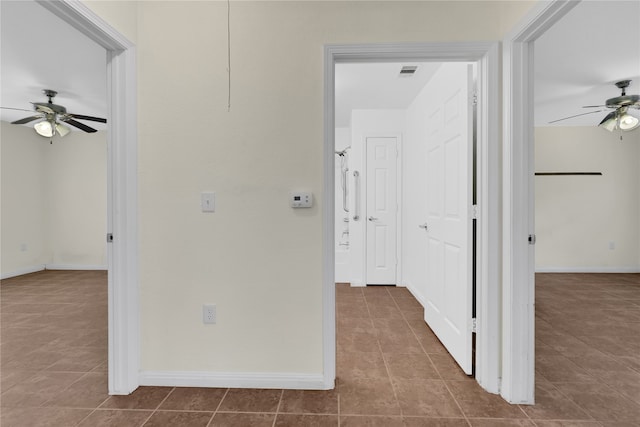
(2, 89), (106, 139)
(549, 80), (640, 132)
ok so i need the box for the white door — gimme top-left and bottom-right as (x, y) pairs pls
(423, 64), (474, 374)
(365, 137), (398, 285)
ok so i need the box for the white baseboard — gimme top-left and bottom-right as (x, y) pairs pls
(402, 282), (426, 308)
(1, 264), (46, 280)
(350, 281), (365, 287)
(45, 264), (108, 271)
(139, 370), (330, 390)
(536, 267), (640, 273)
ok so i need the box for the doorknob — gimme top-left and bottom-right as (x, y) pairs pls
(418, 223), (428, 230)
(368, 216), (378, 221)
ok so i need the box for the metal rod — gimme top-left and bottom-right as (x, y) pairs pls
(352, 170), (360, 221)
(535, 172), (602, 176)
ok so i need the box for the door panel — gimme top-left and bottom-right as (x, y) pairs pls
(423, 64), (473, 374)
(366, 137), (397, 285)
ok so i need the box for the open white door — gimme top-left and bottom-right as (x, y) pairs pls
(365, 136), (398, 285)
(423, 63), (474, 374)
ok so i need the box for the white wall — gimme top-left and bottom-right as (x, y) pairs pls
(535, 126), (640, 271)
(0, 122), (107, 278)
(335, 127), (351, 282)
(82, 0), (536, 382)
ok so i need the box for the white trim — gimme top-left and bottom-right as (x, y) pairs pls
(1, 265), (46, 280)
(322, 44), (337, 391)
(474, 41), (501, 394)
(37, 0), (139, 395)
(324, 42), (501, 397)
(139, 371), (327, 390)
(502, 0), (580, 405)
(45, 264), (108, 271)
(536, 267), (640, 273)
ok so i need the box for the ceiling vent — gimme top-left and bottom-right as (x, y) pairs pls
(399, 65), (418, 76)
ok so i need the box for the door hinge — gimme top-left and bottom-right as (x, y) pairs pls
(528, 234), (536, 245)
(471, 92), (478, 106)
(471, 205), (478, 219)
(471, 318), (477, 333)
(107, 233), (114, 243)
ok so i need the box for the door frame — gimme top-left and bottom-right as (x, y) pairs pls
(363, 134), (402, 286)
(38, 0), (140, 395)
(324, 42), (501, 393)
(501, 0), (580, 404)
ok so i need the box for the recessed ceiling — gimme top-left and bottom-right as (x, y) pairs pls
(335, 62), (441, 128)
(0, 0), (107, 132)
(534, 0), (640, 127)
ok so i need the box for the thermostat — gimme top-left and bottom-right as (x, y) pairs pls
(291, 192), (313, 208)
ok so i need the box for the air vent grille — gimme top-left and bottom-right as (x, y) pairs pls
(399, 65), (418, 76)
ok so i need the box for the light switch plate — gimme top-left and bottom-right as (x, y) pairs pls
(201, 192), (215, 212)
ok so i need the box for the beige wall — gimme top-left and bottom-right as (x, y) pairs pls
(83, 1), (535, 377)
(83, 0), (138, 43)
(535, 126), (640, 271)
(1, 123), (107, 277)
(1, 124), (49, 275)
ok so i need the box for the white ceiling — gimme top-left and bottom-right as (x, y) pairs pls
(0, 0), (107, 132)
(1, 1), (638, 132)
(335, 62), (442, 127)
(534, 0), (640, 127)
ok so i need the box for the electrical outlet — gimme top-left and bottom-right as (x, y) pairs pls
(203, 304), (216, 324)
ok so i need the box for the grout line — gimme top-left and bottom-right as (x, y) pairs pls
(362, 288), (403, 417)
(139, 408), (157, 426)
(73, 405), (101, 426)
(439, 379), (472, 426)
(154, 387), (176, 411)
(396, 295), (447, 382)
(391, 290), (472, 426)
(206, 388), (229, 427)
(337, 384), (341, 427)
(271, 389), (285, 427)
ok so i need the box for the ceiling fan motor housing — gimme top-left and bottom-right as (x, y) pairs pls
(606, 94), (640, 109)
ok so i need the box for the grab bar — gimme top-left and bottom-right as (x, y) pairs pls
(353, 170), (360, 221)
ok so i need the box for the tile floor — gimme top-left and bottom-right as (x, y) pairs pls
(1, 271), (639, 426)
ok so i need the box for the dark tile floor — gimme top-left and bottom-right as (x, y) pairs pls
(1, 271), (640, 426)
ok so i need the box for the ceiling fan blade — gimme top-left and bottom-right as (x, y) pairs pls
(582, 105), (607, 108)
(1, 106), (34, 113)
(67, 113), (107, 123)
(548, 110), (605, 124)
(598, 111), (617, 126)
(11, 115), (43, 125)
(63, 118), (98, 133)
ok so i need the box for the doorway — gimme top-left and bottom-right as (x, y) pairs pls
(38, 0), (139, 395)
(324, 42), (501, 394)
(365, 136), (398, 285)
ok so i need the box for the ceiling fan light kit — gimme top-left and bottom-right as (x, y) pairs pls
(3, 89), (107, 141)
(34, 120), (54, 137)
(550, 80), (640, 133)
